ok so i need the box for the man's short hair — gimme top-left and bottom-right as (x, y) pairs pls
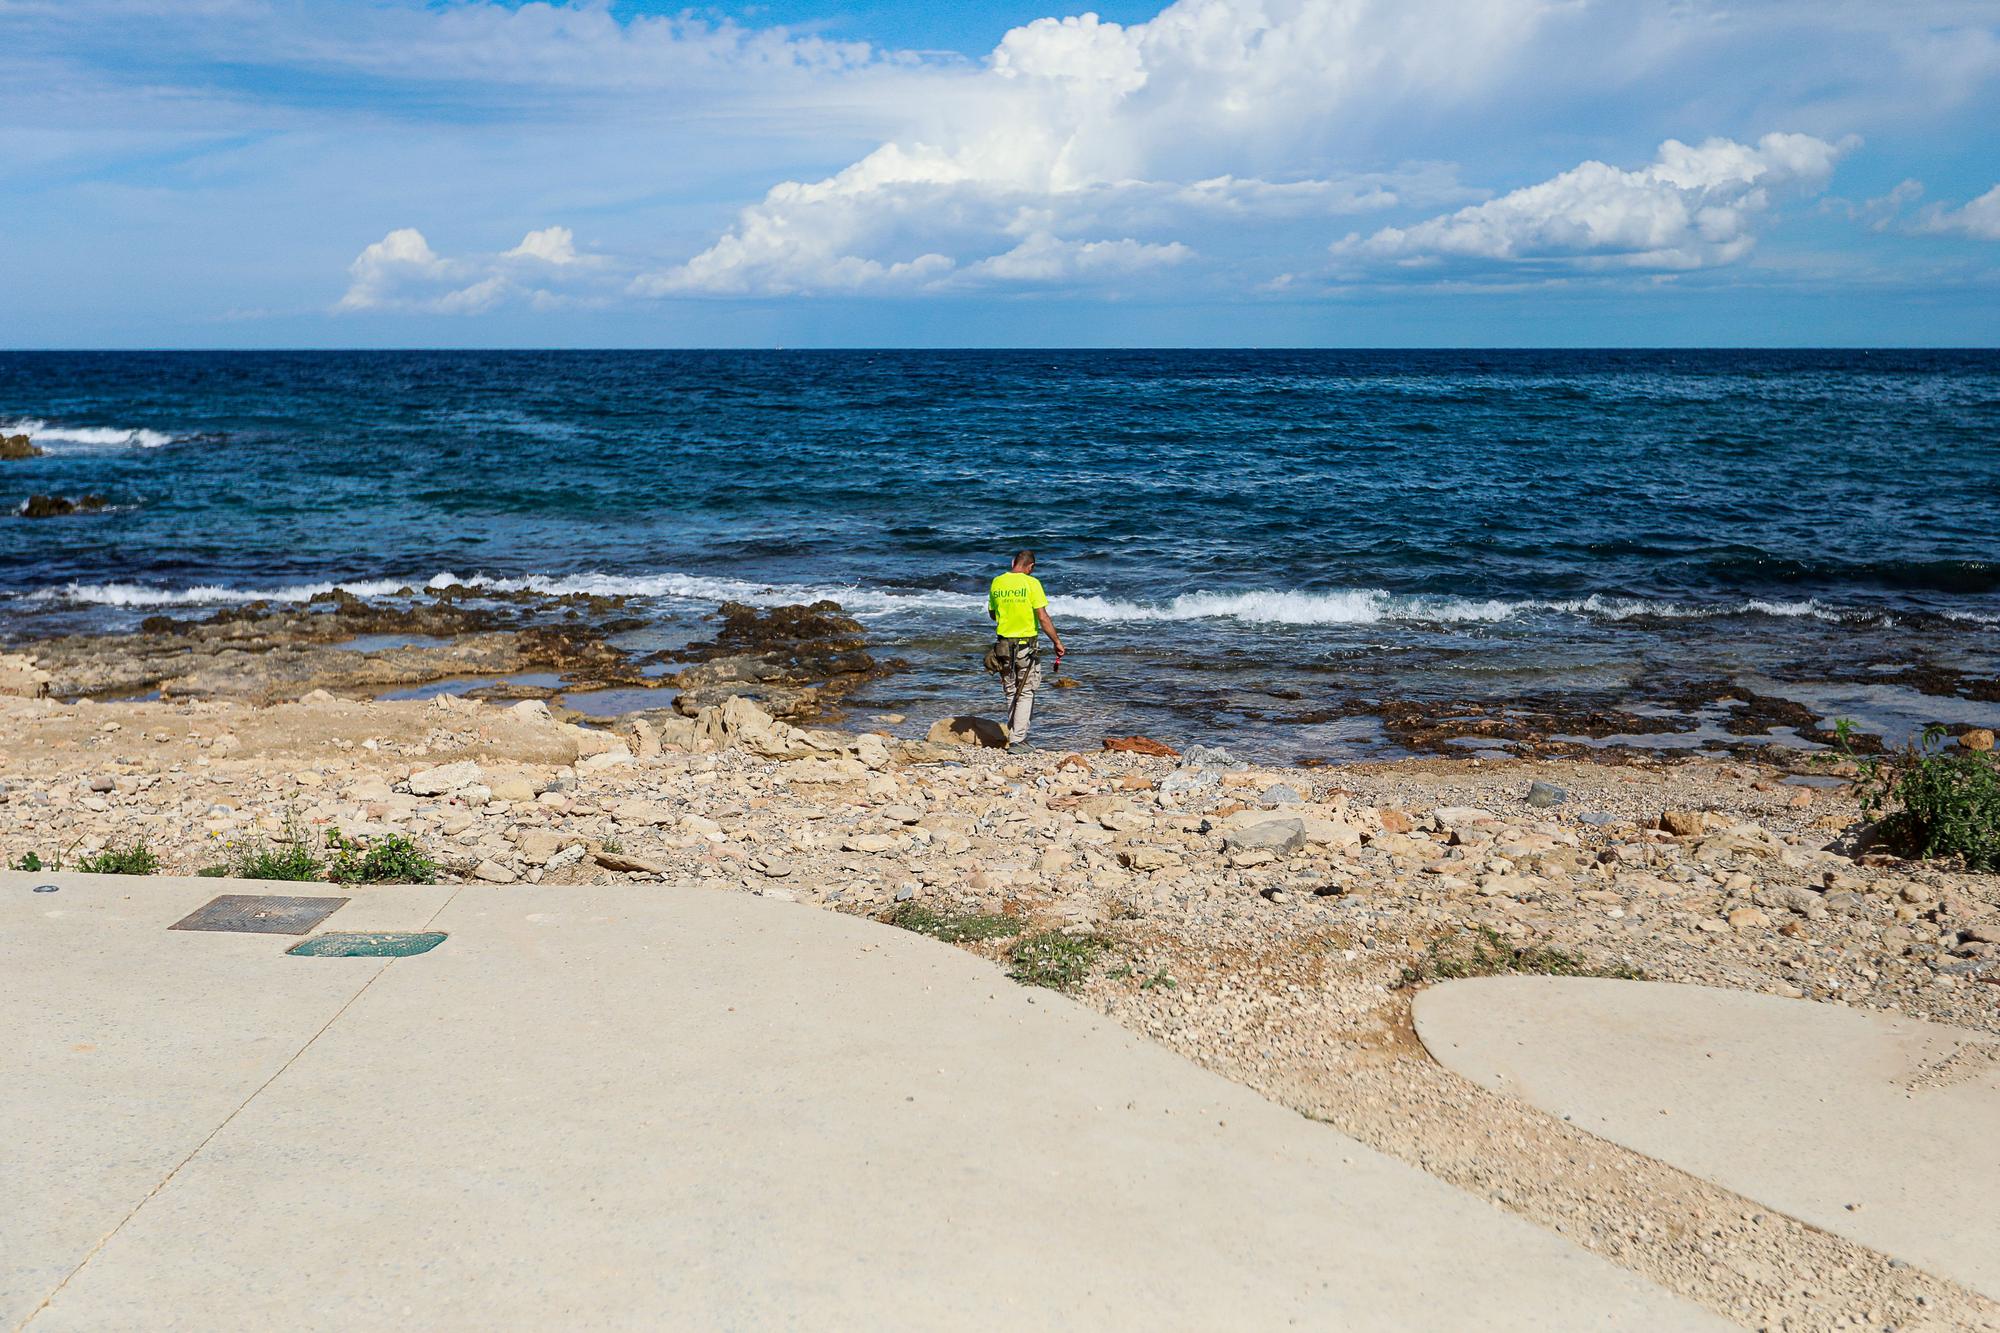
(1013, 549), (1036, 568)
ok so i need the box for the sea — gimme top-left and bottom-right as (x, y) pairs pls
(2, 349), (1996, 760)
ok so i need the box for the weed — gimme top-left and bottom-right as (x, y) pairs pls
(226, 842), (326, 882)
(1008, 929), (1110, 992)
(882, 901), (1024, 944)
(11, 851), (48, 872)
(74, 844), (160, 876)
(601, 836), (624, 854)
(325, 830), (438, 884)
(1139, 969), (1177, 991)
(1397, 927), (1644, 988)
(1859, 726), (2000, 870)
(196, 865), (230, 878)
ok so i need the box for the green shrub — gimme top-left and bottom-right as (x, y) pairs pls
(225, 841), (326, 882)
(1867, 731), (2000, 871)
(325, 831), (438, 884)
(1008, 930), (1110, 992)
(11, 851), (50, 872)
(883, 901), (1024, 944)
(75, 844), (160, 876)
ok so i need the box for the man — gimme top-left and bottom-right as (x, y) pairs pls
(987, 550), (1066, 748)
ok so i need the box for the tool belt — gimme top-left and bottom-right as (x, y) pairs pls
(984, 636), (1039, 673)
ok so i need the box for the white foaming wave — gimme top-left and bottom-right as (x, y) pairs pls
(420, 570), (969, 615)
(29, 578), (415, 608)
(21, 572), (1888, 628)
(2, 418), (176, 450)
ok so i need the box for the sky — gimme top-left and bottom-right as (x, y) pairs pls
(3, 0), (1999, 348)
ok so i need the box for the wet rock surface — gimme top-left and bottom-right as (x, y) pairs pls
(0, 433), (44, 460)
(662, 600), (897, 720)
(18, 494), (109, 518)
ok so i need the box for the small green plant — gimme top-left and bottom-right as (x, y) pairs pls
(75, 844), (160, 876)
(1861, 726), (2000, 870)
(11, 851), (47, 872)
(1397, 927), (1643, 988)
(325, 830), (438, 884)
(600, 836), (625, 854)
(228, 841), (327, 882)
(882, 901), (1024, 944)
(197, 865), (230, 877)
(1139, 969), (1177, 991)
(1008, 929), (1110, 992)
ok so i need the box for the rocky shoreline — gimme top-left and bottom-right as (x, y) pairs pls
(3, 655), (1999, 1328)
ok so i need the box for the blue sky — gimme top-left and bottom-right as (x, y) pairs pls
(3, 0), (1998, 347)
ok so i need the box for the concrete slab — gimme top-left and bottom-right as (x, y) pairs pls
(1415, 977), (2000, 1301)
(0, 872), (455, 1328)
(13, 882), (1724, 1330)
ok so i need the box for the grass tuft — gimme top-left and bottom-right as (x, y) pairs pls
(74, 844), (160, 876)
(882, 901), (1024, 944)
(1008, 929), (1111, 992)
(1397, 926), (1643, 989)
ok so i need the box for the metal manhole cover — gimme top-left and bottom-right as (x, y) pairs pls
(170, 894), (350, 935)
(288, 932), (447, 958)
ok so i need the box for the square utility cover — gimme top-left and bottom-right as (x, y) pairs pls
(170, 894), (350, 935)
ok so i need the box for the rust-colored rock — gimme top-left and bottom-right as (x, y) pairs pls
(1103, 735), (1178, 758)
(1961, 728), (1995, 752)
(1659, 809), (1705, 837)
(1377, 807), (1414, 834)
(1057, 753), (1093, 772)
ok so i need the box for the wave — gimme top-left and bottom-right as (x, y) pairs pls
(2, 417), (177, 450)
(18, 571), (1896, 628)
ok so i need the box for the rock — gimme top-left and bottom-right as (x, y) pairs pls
(577, 746), (635, 772)
(1102, 735), (1179, 758)
(1179, 744), (1244, 771)
(566, 724), (627, 757)
(1377, 807), (1414, 835)
(489, 776), (536, 804)
(877, 804), (922, 824)
(843, 833), (901, 854)
(1524, 781), (1567, 809)
(19, 494), (108, 519)
(1960, 728), (1995, 752)
(1432, 806), (1495, 830)
(611, 799), (674, 825)
(87, 775), (115, 793)
(1727, 907), (1770, 930)
(1222, 818), (1304, 857)
(1158, 769), (1220, 797)
(0, 433), (43, 460)
(1300, 817), (1362, 851)
(630, 719), (661, 761)
(1659, 809), (1705, 838)
(0, 653), (51, 698)
(1261, 784), (1303, 805)
(1057, 753), (1093, 772)
(407, 760), (481, 796)
(592, 847), (667, 875)
(473, 858), (518, 884)
(927, 716), (1009, 748)
(516, 830), (567, 866)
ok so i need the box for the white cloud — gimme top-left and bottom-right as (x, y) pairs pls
(1336, 133), (1851, 272)
(505, 226), (583, 265)
(965, 232), (1193, 284)
(337, 225), (609, 313)
(636, 0), (1563, 296)
(1915, 184), (2000, 240)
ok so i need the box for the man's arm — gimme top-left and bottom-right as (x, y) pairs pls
(1036, 606), (1065, 657)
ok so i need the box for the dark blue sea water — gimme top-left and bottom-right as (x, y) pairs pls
(3, 350), (1996, 756)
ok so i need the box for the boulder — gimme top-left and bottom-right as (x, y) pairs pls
(473, 858), (518, 884)
(927, 716), (1009, 748)
(516, 830), (568, 866)
(0, 433), (43, 460)
(0, 653), (51, 699)
(1659, 809), (1705, 838)
(1432, 806), (1496, 829)
(19, 494), (108, 519)
(1222, 818), (1305, 857)
(1525, 781), (1567, 809)
(407, 760), (482, 796)
(1960, 728), (1995, 753)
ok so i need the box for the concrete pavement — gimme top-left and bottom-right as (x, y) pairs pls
(1415, 976), (2000, 1302)
(6, 872), (1724, 1330)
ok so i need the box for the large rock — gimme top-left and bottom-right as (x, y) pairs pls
(19, 494), (108, 519)
(407, 761), (482, 796)
(927, 716), (1009, 748)
(1222, 818), (1305, 857)
(1961, 728), (1995, 753)
(0, 653), (51, 699)
(0, 433), (43, 460)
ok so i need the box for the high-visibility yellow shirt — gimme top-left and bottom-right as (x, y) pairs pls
(988, 572), (1048, 640)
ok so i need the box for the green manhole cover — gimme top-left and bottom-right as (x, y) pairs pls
(287, 932), (447, 958)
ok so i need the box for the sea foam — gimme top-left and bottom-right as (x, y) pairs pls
(2, 418), (176, 450)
